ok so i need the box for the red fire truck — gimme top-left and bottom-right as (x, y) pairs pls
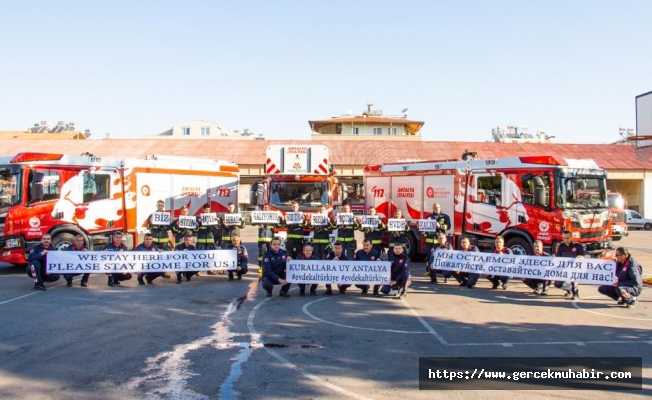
(0, 153), (239, 264)
(251, 145), (344, 240)
(364, 154), (612, 259)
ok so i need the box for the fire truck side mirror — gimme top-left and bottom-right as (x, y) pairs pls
(29, 172), (45, 203)
(340, 183), (348, 202)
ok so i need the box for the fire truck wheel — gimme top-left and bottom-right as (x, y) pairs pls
(644, 223), (652, 231)
(405, 232), (417, 260)
(51, 233), (76, 251)
(505, 236), (532, 256)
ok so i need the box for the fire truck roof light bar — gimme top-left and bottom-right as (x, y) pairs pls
(11, 153), (64, 163)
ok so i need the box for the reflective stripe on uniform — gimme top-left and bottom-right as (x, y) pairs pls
(337, 237), (355, 242)
(287, 234), (303, 239)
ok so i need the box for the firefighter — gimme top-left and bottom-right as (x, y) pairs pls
(324, 242), (348, 295)
(354, 239), (382, 296)
(358, 206), (386, 257)
(388, 209), (410, 261)
(459, 236), (482, 289)
(172, 206), (198, 247)
(311, 205), (335, 260)
(553, 230), (586, 300)
(422, 203), (451, 281)
(283, 200), (306, 259)
(262, 237), (291, 297)
(103, 231), (132, 287)
(26, 234), (60, 291)
(63, 235), (90, 287)
(521, 240), (551, 295)
(196, 203), (219, 275)
(429, 232), (456, 285)
(175, 234), (197, 284)
(380, 243), (410, 299)
(256, 205), (280, 280)
(487, 235), (512, 290)
(134, 233), (165, 285)
(147, 199), (173, 278)
(227, 234), (249, 281)
(597, 247), (643, 308)
(221, 202), (245, 249)
(335, 203), (359, 258)
(297, 243), (319, 296)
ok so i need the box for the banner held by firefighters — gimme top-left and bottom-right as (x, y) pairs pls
(431, 249), (615, 285)
(47, 250), (237, 273)
(287, 260), (391, 285)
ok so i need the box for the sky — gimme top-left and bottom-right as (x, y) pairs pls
(0, 0), (650, 143)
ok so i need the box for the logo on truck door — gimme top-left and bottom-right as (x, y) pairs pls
(371, 186), (385, 198)
(216, 186), (231, 197)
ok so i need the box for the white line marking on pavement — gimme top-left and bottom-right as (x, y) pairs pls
(571, 296), (652, 321)
(0, 279), (70, 305)
(248, 297), (374, 400)
(301, 297), (429, 334)
(400, 297), (449, 345)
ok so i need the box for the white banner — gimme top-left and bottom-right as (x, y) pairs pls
(387, 219), (407, 232)
(311, 214), (330, 226)
(47, 250), (238, 273)
(178, 216), (197, 229)
(285, 212), (304, 224)
(360, 215), (379, 228)
(431, 249), (616, 285)
(287, 260), (391, 285)
(224, 213), (242, 226)
(251, 211), (280, 224)
(151, 212), (171, 226)
(200, 213), (219, 226)
(336, 213), (355, 226)
(418, 219), (438, 232)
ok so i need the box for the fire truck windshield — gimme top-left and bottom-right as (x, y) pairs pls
(270, 181), (330, 208)
(0, 169), (21, 207)
(556, 176), (607, 209)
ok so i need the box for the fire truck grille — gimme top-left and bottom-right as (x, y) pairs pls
(580, 230), (608, 240)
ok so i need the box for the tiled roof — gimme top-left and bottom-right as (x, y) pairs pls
(0, 139), (645, 170)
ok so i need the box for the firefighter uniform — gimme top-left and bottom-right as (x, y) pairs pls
(354, 247), (382, 295)
(227, 243), (249, 280)
(462, 244), (482, 288)
(297, 252), (319, 295)
(103, 242), (132, 286)
(360, 218), (386, 256)
(429, 242), (453, 284)
(388, 222), (410, 261)
(324, 251), (348, 295)
(311, 217), (335, 260)
(257, 222), (278, 271)
(63, 243), (90, 287)
(283, 215), (306, 259)
(172, 218), (198, 247)
(175, 242), (197, 283)
(488, 247), (513, 289)
(262, 248), (291, 296)
(336, 220), (359, 258)
(522, 251), (551, 294)
(26, 243), (60, 290)
(134, 241), (165, 284)
(554, 240), (587, 299)
(147, 212), (172, 250)
(422, 211), (451, 273)
(220, 215), (245, 249)
(381, 249), (410, 298)
(195, 215), (219, 250)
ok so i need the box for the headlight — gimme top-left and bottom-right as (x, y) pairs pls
(5, 238), (21, 248)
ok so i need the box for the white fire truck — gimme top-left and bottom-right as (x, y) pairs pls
(0, 152), (239, 264)
(251, 145), (345, 241)
(364, 155), (612, 259)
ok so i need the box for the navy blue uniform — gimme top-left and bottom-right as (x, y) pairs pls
(227, 243), (249, 280)
(598, 254), (643, 305)
(221, 216), (245, 249)
(297, 253), (319, 295)
(388, 221), (410, 261)
(63, 244), (90, 286)
(488, 247), (513, 289)
(174, 242), (197, 283)
(522, 252), (551, 294)
(359, 218), (386, 256)
(262, 248), (291, 295)
(324, 251), (348, 294)
(310, 217), (335, 260)
(335, 220), (359, 258)
(283, 215), (306, 258)
(147, 213), (172, 250)
(354, 248), (382, 295)
(26, 244), (60, 289)
(134, 242), (164, 284)
(422, 212), (451, 267)
(195, 216), (219, 250)
(103, 242), (132, 286)
(554, 241), (587, 298)
(381, 251), (410, 297)
(428, 242), (453, 283)
(462, 245), (482, 288)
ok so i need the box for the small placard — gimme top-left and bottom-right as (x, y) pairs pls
(285, 212), (304, 225)
(200, 213), (219, 226)
(151, 212), (170, 226)
(224, 213), (242, 226)
(360, 215), (379, 228)
(387, 218), (407, 232)
(311, 214), (330, 226)
(336, 213), (355, 226)
(178, 216), (197, 229)
(251, 211), (281, 224)
(418, 219), (438, 232)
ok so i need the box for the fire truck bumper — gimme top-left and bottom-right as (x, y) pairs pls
(584, 239), (612, 254)
(1, 248), (27, 264)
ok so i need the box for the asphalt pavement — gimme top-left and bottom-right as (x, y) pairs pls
(1, 228), (650, 399)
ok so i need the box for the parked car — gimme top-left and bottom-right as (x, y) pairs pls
(625, 209), (652, 230)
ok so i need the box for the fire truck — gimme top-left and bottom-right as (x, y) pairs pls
(607, 191), (628, 241)
(364, 155), (612, 259)
(251, 145), (344, 241)
(0, 152), (239, 265)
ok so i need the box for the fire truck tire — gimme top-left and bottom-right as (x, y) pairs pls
(644, 223), (652, 231)
(505, 236), (532, 256)
(51, 233), (76, 251)
(405, 232), (418, 260)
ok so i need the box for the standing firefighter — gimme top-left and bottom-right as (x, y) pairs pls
(311, 205), (335, 260)
(147, 199), (173, 278)
(359, 206), (386, 257)
(422, 203), (450, 279)
(283, 201), (306, 259)
(335, 204), (359, 258)
(256, 205), (280, 280)
(221, 202), (245, 249)
(196, 203), (220, 275)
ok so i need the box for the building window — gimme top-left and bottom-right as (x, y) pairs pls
(373, 127), (383, 135)
(201, 127), (210, 136)
(352, 127), (359, 135)
(389, 127), (397, 135)
(181, 127), (190, 136)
